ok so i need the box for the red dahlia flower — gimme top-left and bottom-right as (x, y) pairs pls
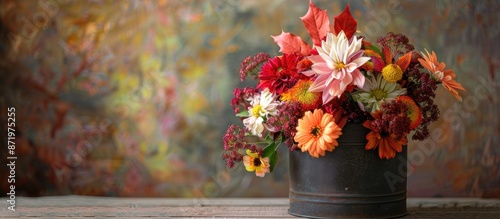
(257, 53), (305, 94)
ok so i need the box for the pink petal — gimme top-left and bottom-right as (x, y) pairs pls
(308, 54), (325, 64)
(301, 69), (317, 77)
(347, 50), (364, 63)
(309, 76), (328, 92)
(327, 80), (343, 98)
(325, 73), (336, 86)
(322, 90), (335, 104)
(311, 63), (333, 75)
(330, 68), (344, 80)
(351, 69), (365, 88)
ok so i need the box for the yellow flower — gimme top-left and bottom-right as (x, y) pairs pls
(243, 150), (270, 177)
(281, 80), (321, 110)
(380, 46), (412, 83)
(382, 64), (403, 83)
(294, 109), (342, 158)
(243, 88), (280, 137)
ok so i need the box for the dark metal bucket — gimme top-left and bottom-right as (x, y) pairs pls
(288, 122), (407, 218)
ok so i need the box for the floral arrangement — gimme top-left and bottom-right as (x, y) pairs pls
(222, 2), (465, 177)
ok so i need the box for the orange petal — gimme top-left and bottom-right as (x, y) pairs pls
(383, 46), (393, 65)
(362, 120), (373, 129)
(396, 52), (412, 72)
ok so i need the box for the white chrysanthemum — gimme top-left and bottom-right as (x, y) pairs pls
(352, 72), (406, 113)
(243, 88), (280, 137)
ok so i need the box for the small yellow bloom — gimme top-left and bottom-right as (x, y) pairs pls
(382, 64), (403, 83)
(243, 150), (270, 177)
(250, 104), (263, 117)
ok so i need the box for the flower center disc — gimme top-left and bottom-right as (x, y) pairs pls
(311, 126), (322, 137)
(253, 157), (262, 166)
(336, 62), (346, 70)
(433, 71), (444, 80)
(276, 67), (284, 76)
(251, 105), (263, 117)
(372, 88), (387, 101)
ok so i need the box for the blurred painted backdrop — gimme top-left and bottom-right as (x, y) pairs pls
(0, 0), (499, 198)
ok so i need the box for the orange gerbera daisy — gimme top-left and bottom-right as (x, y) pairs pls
(418, 49), (465, 101)
(363, 111), (408, 159)
(294, 109), (342, 158)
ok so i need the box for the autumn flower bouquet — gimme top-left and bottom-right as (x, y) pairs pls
(222, 2), (465, 177)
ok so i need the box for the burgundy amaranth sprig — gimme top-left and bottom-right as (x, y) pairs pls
(222, 125), (262, 168)
(239, 52), (270, 81)
(377, 32), (415, 59)
(405, 67), (440, 140)
(230, 87), (258, 114)
(266, 102), (304, 151)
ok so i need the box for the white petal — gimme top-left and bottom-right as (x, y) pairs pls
(350, 56), (371, 68)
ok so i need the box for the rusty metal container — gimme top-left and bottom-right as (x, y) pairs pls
(288, 122), (407, 218)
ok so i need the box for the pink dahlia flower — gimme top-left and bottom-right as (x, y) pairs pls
(303, 31), (370, 104)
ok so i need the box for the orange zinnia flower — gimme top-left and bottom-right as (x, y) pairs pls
(418, 50), (466, 101)
(396, 96), (422, 130)
(363, 111), (408, 159)
(280, 80), (321, 111)
(294, 109), (342, 158)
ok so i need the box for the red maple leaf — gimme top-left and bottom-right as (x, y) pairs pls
(271, 31), (311, 56)
(300, 0), (329, 46)
(333, 4), (357, 39)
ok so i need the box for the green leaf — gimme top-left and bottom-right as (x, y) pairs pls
(268, 151), (278, 172)
(262, 142), (278, 172)
(236, 111), (249, 117)
(264, 134), (273, 143)
(262, 142), (276, 158)
(366, 44), (382, 56)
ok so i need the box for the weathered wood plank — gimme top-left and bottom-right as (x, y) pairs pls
(2, 206), (500, 218)
(1, 196), (500, 218)
(1, 206), (294, 218)
(407, 197), (500, 208)
(8, 196), (500, 208)
(8, 196), (289, 207)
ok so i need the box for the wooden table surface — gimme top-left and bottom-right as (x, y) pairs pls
(1, 196), (500, 218)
